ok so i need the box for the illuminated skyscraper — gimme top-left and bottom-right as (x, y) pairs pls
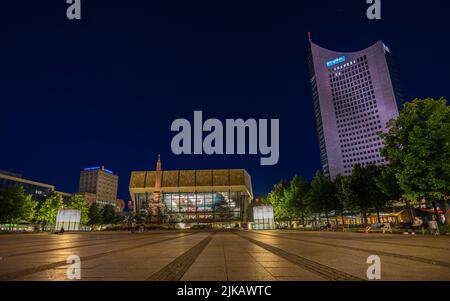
(307, 38), (402, 179)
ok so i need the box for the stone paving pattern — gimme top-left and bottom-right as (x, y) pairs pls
(0, 230), (449, 281)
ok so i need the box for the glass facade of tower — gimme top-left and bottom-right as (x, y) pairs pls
(307, 40), (401, 179)
(330, 55), (385, 175)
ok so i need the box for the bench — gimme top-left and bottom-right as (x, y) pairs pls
(365, 222), (392, 234)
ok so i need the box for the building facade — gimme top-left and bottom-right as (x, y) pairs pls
(129, 156), (253, 227)
(0, 170), (55, 198)
(78, 166), (120, 210)
(307, 39), (402, 179)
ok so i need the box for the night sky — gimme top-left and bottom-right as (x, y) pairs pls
(1, 1), (449, 203)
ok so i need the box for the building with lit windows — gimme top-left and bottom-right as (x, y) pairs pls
(129, 156), (253, 227)
(78, 166), (120, 211)
(0, 170), (55, 198)
(307, 38), (403, 179)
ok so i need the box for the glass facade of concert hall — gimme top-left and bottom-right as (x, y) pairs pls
(129, 168), (253, 224)
(162, 191), (246, 220)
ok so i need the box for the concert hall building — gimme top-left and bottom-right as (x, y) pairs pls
(129, 156), (253, 227)
(307, 38), (403, 179)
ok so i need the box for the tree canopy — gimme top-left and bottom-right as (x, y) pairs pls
(306, 171), (339, 222)
(380, 97), (450, 222)
(0, 185), (36, 225)
(101, 204), (117, 224)
(34, 191), (63, 226)
(88, 202), (103, 225)
(65, 194), (89, 224)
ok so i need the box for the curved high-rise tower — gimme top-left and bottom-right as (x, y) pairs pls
(307, 38), (403, 179)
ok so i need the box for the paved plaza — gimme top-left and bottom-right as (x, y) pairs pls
(0, 230), (449, 281)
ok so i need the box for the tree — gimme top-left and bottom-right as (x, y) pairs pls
(375, 165), (402, 201)
(88, 202), (103, 226)
(35, 191), (63, 229)
(364, 165), (392, 223)
(0, 186), (36, 229)
(306, 171), (339, 224)
(102, 204), (117, 224)
(338, 166), (371, 225)
(375, 165), (414, 221)
(284, 175), (310, 226)
(335, 175), (348, 226)
(380, 98), (450, 224)
(340, 165), (391, 224)
(65, 194), (89, 224)
(267, 179), (290, 221)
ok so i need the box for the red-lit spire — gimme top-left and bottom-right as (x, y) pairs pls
(155, 154), (162, 192)
(307, 32), (312, 41)
(156, 154), (161, 171)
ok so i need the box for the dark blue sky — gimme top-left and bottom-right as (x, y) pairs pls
(1, 0), (449, 201)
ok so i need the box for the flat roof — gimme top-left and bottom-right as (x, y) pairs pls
(0, 173), (55, 190)
(129, 169), (253, 197)
(0, 170), (22, 178)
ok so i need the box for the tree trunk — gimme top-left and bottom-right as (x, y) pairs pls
(341, 212), (346, 226)
(404, 200), (414, 223)
(376, 207), (381, 223)
(431, 201), (441, 224)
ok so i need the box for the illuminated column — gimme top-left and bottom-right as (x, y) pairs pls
(150, 155), (163, 223)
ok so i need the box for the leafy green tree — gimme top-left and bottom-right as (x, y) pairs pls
(102, 204), (117, 224)
(338, 166), (370, 225)
(35, 191), (63, 229)
(306, 171), (339, 224)
(340, 165), (391, 224)
(380, 98), (450, 223)
(364, 165), (392, 223)
(335, 175), (348, 226)
(375, 165), (415, 221)
(88, 202), (103, 226)
(267, 179), (289, 222)
(138, 208), (150, 223)
(65, 194), (89, 224)
(0, 186), (36, 229)
(284, 175), (310, 226)
(375, 165), (402, 201)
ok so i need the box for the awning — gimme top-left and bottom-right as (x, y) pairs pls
(390, 210), (405, 217)
(416, 208), (449, 214)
